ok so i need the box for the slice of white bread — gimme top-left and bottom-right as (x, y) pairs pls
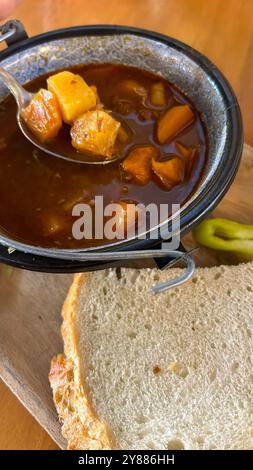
(49, 263), (253, 450)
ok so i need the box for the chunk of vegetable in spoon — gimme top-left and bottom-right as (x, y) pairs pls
(21, 88), (62, 143)
(157, 104), (195, 144)
(71, 110), (121, 159)
(47, 71), (97, 124)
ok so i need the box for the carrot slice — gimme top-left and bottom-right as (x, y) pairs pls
(152, 156), (185, 189)
(71, 110), (120, 158)
(117, 79), (148, 98)
(122, 146), (159, 185)
(22, 89), (62, 143)
(90, 85), (104, 109)
(117, 126), (130, 144)
(42, 213), (68, 236)
(47, 71), (97, 124)
(157, 105), (195, 144)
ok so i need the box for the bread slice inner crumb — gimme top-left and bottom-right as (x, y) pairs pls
(74, 265), (253, 450)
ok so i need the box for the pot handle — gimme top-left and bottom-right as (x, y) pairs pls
(0, 20), (28, 47)
(153, 241), (186, 270)
(151, 251), (195, 294)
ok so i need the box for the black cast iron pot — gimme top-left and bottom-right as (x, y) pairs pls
(0, 20), (243, 279)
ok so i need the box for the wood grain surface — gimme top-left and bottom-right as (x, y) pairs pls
(0, 0), (253, 450)
(0, 381), (57, 450)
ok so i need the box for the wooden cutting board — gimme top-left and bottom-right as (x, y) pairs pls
(0, 144), (252, 449)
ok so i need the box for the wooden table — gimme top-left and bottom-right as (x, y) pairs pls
(0, 0), (253, 450)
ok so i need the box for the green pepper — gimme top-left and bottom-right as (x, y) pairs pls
(193, 218), (253, 260)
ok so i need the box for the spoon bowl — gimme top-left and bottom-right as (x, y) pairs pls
(0, 67), (120, 165)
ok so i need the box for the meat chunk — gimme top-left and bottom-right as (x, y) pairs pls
(70, 110), (120, 159)
(21, 89), (62, 143)
(122, 146), (159, 185)
(117, 126), (131, 144)
(152, 156), (185, 189)
(90, 85), (104, 109)
(47, 71), (97, 124)
(157, 105), (195, 144)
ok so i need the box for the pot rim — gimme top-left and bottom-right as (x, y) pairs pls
(0, 24), (243, 260)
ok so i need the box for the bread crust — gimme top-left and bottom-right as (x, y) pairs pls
(49, 273), (115, 450)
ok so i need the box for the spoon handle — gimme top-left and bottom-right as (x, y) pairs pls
(0, 67), (32, 109)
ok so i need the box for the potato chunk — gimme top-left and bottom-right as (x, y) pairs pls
(122, 146), (158, 185)
(157, 105), (195, 144)
(150, 82), (167, 107)
(47, 71), (97, 124)
(42, 213), (68, 237)
(152, 156), (185, 189)
(21, 89), (62, 143)
(70, 110), (121, 159)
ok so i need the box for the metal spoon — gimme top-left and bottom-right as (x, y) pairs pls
(0, 67), (120, 165)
